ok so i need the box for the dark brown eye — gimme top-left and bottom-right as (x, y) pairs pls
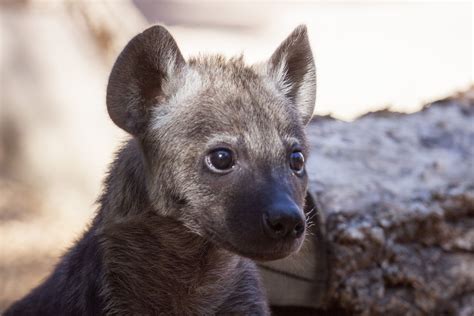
(205, 148), (235, 173)
(289, 151), (305, 174)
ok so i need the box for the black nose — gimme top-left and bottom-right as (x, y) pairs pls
(262, 200), (305, 239)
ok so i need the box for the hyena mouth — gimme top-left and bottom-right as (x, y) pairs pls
(207, 228), (305, 261)
(230, 237), (304, 262)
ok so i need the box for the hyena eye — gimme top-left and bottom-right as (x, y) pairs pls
(289, 151), (305, 174)
(205, 148), (235, 173)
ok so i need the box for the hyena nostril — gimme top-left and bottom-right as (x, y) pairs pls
(269, 221), (285, 235)
(293, 222), (305, 238)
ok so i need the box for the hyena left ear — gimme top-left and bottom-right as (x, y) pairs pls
(107, 25), (185, 136)
(267, 25), (316, 125)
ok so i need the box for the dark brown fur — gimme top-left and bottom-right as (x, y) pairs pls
(6, 24), (316, 315)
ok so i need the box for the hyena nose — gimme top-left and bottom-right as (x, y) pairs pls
(262, 201), (305, 239)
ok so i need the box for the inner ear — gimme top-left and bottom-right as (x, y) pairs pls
(134, 51), (166, 101)
(106, 25), (185, 136)
(268, 25), (316, 125)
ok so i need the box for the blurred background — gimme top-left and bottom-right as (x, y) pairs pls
(0, 0), (472, 309)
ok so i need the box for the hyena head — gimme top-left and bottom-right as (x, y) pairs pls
(106, 25), (316, 261)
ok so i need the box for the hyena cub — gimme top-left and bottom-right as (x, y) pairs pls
(6, 25), (316, 315)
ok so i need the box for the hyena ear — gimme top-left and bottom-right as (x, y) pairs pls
(267, 25), (316, 125)
(106, 25), (185, 135)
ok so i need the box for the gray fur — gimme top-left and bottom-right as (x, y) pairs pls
(5, 25), (316, 315)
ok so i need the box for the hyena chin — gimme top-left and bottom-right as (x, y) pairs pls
(6, 25), (316, 315)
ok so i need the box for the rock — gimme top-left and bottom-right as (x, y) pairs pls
(262, 90), (474, 315)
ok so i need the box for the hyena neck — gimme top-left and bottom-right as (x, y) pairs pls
(98, 138), (152, 219)
(97, 139), (242, 313)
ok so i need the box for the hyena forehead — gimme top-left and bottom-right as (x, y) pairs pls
(153, 55), (304, 142)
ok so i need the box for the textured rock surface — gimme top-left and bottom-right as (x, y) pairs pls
(304, 91), (474, 315)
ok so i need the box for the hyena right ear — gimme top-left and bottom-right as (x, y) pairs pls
(106, 25), (185, 135)
(266, 25), (316, 125)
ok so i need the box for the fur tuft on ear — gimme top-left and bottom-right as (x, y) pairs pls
(106, 25), (185, 135)
(267, 25), (316, 125)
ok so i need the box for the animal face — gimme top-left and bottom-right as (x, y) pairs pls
(106, 25), (316, 261)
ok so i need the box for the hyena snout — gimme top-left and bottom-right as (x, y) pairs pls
(262, 197), (305, 240)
